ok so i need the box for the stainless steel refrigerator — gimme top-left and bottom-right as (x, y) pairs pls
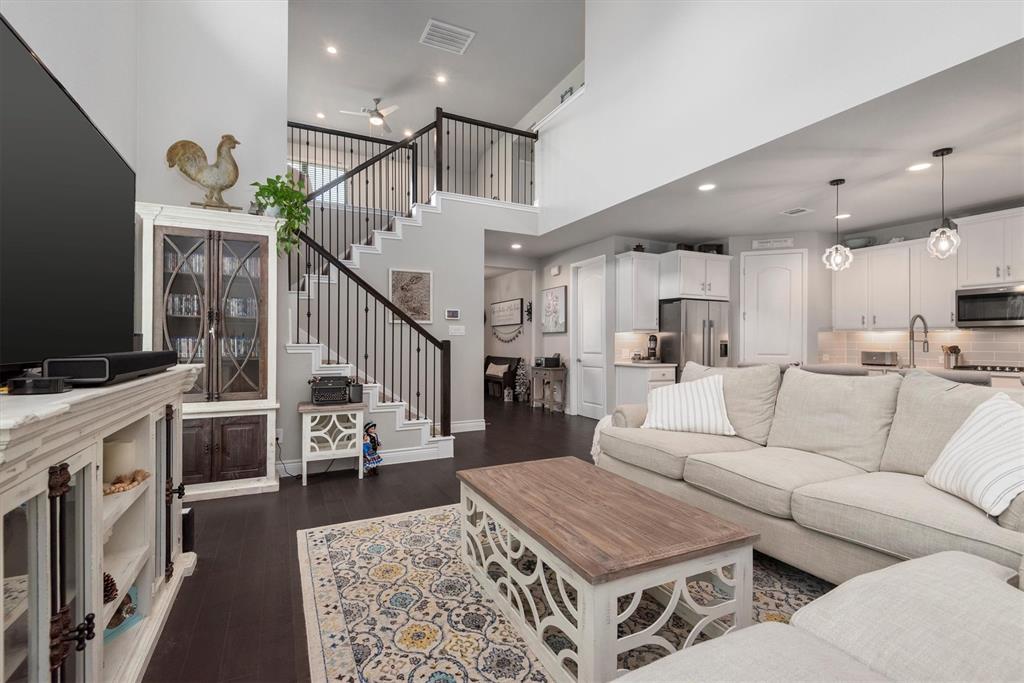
(659, 299), (730, 379)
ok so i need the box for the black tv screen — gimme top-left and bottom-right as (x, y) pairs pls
(0, 16), (136, 372)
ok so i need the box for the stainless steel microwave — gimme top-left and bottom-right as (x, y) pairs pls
(956, 284), (1024, 327)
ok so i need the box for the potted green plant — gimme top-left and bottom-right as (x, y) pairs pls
(251, 173), (310, 253)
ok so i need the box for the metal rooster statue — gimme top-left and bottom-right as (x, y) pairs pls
(166, 134), (241, 210)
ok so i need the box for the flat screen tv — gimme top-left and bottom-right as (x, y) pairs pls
(0, 16), (136, 376)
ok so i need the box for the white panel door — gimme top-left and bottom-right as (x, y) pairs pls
(1005, 211), (1024, 283)
(742, 252), (804, 364)
(575, 258), (606, 419)
(958, 218), (1007, 287)
(867, 246), (910, 329)
(833, 255), (868, 330)
(705, 257), (731, 299)
(912, 241), (958, 327)
(679, 252), (706, 297)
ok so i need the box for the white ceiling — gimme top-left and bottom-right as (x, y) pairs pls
(487, 40), (1024, 259)
(288, 0), (584, 136)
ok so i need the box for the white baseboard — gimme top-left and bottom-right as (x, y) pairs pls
(276, 442), (452, 478)
(182, 476), (279, 503)
(450, 419), (486, 433)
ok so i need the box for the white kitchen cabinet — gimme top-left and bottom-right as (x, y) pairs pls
(833, 253), (869, 330)
(833, 243), (911, 330)
(616, 251), (661, 332)
(614, 363), (676, 406)
(867, 245), (910, 329)
(956, 207), (1024, 287)
(659, 251), (732, 300)
(911, 241), (958, 328)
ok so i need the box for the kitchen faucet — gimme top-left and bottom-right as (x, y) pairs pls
(909, 314), (929, 368)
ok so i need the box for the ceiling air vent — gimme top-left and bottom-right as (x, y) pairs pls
(420, 19), (475, 55)
(779, 207), (814, 216)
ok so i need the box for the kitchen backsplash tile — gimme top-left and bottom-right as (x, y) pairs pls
(818, 328), (1024, 368)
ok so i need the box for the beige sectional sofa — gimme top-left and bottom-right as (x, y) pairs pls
(618, 551), (1024, 682)
(596, 363), (1024, 585)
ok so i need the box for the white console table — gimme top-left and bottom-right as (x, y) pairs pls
(298, 402), (365, 484)
(0, 365), (199, 682)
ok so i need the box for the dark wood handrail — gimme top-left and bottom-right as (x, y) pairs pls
(441, 111), (538, 140)
(288, 120), (404, 146)
(296, 231), (445, 349)
(304, 121), (434, 202)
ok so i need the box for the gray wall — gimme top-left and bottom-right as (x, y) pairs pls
(727, 231), (834, 364)
(485, 270), (535, 362)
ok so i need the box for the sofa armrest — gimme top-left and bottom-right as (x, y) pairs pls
(612, 404), (647, 428)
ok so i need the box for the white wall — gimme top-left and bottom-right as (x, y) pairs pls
(485, 270), (535, 361)
(515, 60), (585, 131)
(135, 1), (288, 207)
(1, 0), (139, 168)
(536, 1), (1024, 233)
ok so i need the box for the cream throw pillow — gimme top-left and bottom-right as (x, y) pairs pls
(485, 363), (508, 378)
(925, 393), (1024, 516)
(642, 375), (736, 435)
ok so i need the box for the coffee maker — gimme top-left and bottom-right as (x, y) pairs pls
(647, 334), (658, 360)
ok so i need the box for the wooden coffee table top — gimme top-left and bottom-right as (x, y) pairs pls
(457, 457), (758, 584)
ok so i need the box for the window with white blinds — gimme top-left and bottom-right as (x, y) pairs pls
(287, 161), (345, 205)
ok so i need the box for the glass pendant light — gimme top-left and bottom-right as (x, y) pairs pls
(822, 178), (853, 271)
(927, 147), (959, 259)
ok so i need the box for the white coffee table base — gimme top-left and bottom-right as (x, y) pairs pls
(460, 485), (753, 683)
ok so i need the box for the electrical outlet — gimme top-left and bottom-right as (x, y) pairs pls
(275, 429), (284, 442)
(620, 348), (631, 359)
(821, 354), (831, 362)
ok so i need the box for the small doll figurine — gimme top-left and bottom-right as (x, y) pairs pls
(362, 420), (382, 477)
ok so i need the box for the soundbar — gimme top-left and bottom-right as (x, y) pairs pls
(43, 350), (178, 386)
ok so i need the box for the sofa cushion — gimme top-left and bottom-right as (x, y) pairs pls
(680, 362), (781, 445)
(791, 552), (1023, 683)
(684, 447), (865, 519)
(880, 370), (1024, 476)
(767, 367), (902, 471)
(599, 427), (759, 480)
(1000, 491), (1024, 533)
(615, 622), (887, 683)
(791, 472), (1024, 571)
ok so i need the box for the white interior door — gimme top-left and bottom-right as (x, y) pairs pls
(573, 258), (606, 419)
(742, 251), (805, 364)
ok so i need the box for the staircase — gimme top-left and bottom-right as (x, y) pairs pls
(284, 110), (538, 458)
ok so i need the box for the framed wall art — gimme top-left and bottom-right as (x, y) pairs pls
(388, 268), (433, 324)
(489, 298), (523, 326)
(541, 285), (567, 334)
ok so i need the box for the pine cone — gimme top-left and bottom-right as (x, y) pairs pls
(103, 572), (118, 604)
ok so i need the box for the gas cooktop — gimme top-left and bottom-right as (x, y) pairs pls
(956, 364), (1024, 374)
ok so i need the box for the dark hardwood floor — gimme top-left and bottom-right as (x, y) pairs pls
(143, 400), (596, 682)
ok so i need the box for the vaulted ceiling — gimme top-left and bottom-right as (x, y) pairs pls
(289, 0), (583, 136)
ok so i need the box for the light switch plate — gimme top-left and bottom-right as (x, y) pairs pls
(448, 325), (466, 336)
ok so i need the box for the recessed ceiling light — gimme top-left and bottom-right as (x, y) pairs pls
(436, 74), (448, 84)
(907, 162), (931, 172)
(403, 129), (413, 137)
(316, 112), (325, 119)
(698, 183), (716, 192)
(835, 213), (851, 220)
(326, 45), (337, 55)
(510, 243), (522, 250)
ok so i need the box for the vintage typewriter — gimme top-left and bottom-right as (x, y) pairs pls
(308, 376), (350, 405)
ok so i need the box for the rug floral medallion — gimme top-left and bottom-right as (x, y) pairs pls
(298, 504), (832, 682)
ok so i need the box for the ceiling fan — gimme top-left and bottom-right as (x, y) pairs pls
(338, 97), (399, 134)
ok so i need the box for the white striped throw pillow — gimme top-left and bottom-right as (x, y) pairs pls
(925, 393), (1024, 516)
(641, 375), (736, 435)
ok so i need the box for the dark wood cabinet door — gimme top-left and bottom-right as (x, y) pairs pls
(181, 419), (213, 485)
(212, 415), (266, 480)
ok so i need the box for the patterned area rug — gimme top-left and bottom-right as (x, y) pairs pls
(297, 505), (832, 682)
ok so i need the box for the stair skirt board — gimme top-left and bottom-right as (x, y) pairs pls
(277, 442), (453, 478)
(450, 419), (486, 433)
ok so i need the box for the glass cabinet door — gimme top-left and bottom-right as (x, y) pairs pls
(215, 234), (267, 401)
(3, 491), (41, 683)
(156, 228), (211, 401)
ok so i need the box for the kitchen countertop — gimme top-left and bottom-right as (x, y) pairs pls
(614, 362), (677, 368)
(828, 362), (1023, 379)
